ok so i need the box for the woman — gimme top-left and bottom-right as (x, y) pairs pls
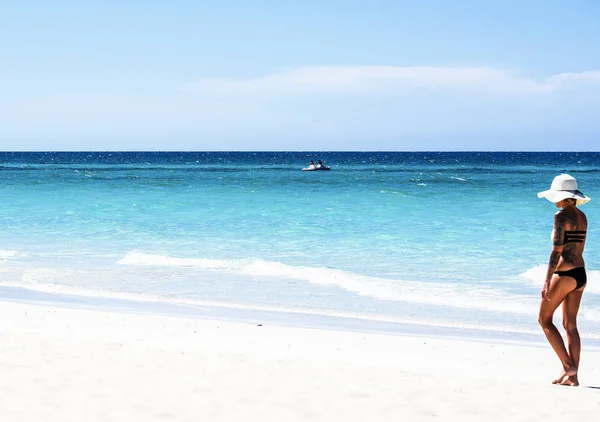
(537, 174), (591, 387)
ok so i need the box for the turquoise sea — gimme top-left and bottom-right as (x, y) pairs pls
(1, 151), (599, 341)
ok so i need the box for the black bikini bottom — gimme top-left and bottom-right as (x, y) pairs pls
(554, 267), (587, 290)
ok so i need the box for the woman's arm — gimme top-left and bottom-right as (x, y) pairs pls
(542, 212), (566, 300)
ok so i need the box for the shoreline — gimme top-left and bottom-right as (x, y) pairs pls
(2, 299), (600, 421)
(0, 283), (586, 348)
(2, 284), (600, 350)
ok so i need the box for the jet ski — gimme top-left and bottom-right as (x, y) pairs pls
(302, 164), (331, 171)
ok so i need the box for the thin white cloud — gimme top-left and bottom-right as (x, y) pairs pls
(183, 66), (597, 97)
(1, 65), (600, 150)
(547, 70), (600, 87)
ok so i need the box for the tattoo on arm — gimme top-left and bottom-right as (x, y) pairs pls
(548, 250), (560, 270)
(545, 212), (567, 283)
(553, 213), (566, 246)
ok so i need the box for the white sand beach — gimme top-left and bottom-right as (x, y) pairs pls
(1, 300), (599, 422)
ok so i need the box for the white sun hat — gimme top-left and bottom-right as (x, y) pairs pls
(537, 174), (591, 205)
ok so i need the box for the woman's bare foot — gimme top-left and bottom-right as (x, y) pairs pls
(560, 374), (579, 387)
(552, 366), (577, 384)
(552, 373), (567, 384)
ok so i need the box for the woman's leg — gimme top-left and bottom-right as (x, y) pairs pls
(559, 288), (584, 386)
(538, 274), (578, 379)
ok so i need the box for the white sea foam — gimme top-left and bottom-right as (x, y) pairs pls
(581, 308), (600, 322)
(21, 268), (67, 284)
(8, 251), (598, 330)
(4, 257), (600, 339)
(0, 250), (18, 259)
(11, 251), (595, 320)
(118, 251), (537, 315)
(520, 264), (600, 294)
(118, 251), (241, 270)
(0, 279), (168, 303)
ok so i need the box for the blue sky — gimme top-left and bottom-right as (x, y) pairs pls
(1, 0), (599, 150)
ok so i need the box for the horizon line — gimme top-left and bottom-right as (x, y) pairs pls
(0, 150), (599, 154)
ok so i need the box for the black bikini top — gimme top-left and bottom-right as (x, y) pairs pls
(564, 230), (586, 243)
